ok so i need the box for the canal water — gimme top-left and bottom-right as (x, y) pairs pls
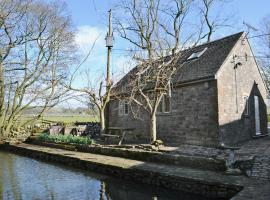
(0, 151), (219, 200)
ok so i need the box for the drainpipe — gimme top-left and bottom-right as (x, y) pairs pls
(233, 61), (243, 114)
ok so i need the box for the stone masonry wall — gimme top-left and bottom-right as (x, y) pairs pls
(216, 35), (268, 146)
(108, 100), (150, 143)
(157, 80), (219, 147)
(108, 80), (220, 147)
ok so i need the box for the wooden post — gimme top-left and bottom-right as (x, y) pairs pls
(106, 9), (113, 92)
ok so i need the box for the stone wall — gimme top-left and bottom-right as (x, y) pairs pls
(0, 144), (242, 199)
(107, 100), (150, 143)
(63, 122), (100, 137)
(216, 36), (268, 146)
(108, 80), (220, 147)
(157, 80), (219, 147)
(107, 36), (268, 147)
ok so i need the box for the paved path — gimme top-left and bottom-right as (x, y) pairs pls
(234, 136), (270, 180)
(2, 143), (270, 199)
(8, 143), (242, 183)
(158, 136), (270, 181)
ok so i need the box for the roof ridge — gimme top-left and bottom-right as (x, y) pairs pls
(183, 31), (244, 52)
(112, 31), (245, 92)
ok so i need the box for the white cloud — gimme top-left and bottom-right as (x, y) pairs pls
(75, 25), (106, 54)
(73, 25), (136, 87)
(112, 55), (135, 81)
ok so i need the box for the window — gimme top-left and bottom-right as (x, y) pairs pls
(243, 96), (249, 115)
(164, 95), (171, 113)
(118, 100), (129, 116)
(157, 95), (171, 113)
(118, 101), (123, 116)
(157, 99), (163, 113)
(124, 101), (129, 115)
(187, 47), (208, 61)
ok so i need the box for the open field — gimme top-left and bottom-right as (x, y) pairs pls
(23, 115), (98, 124)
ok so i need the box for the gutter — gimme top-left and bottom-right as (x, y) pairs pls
(109, 76), (216, 100)
(173, 75), (216, 88)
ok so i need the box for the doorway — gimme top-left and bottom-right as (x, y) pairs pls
(254, 95), (261, 136)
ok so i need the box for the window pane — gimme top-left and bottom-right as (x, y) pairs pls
(187, 47), (207, 61)
(157, 97), (163, 113)
(124, 101), (129, 115)
(118, 101), (123, 115)
(164, 95), (171, 113)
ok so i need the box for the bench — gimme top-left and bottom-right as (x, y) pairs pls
(103, 127), (135, 145)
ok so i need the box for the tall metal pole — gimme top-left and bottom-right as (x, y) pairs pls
(106, 9), (113, 91)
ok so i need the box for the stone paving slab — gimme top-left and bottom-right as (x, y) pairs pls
(159, 136), (270, 182)
(8, 143), (236, 182)
(1, 143), (270, 199)
(27, 139), (227, 171)
(158, 136), (270, 158)
(236, 136), (270, 156)
(231, 181), (270, 200)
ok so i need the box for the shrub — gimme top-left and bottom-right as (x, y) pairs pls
(38, 133), (93, 145)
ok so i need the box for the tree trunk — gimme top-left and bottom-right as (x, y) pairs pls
(0, 57), (5, 137)
(150, 113), (157, 142)
(5, 119), (14, 136)
(99, 108), (105, 135)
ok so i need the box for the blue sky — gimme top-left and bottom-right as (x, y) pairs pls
(66, 0), (270, 27)
(56, 0), (270, 107)
(62, 0), (270, 88)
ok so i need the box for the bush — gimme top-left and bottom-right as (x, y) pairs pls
(38, 133), (93, 145)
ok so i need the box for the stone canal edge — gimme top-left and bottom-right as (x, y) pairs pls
(0, 143), (269, 200)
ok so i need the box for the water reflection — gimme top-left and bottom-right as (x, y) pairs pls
(0, 151), (216, 200)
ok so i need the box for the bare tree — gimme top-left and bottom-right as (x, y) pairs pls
(70, 76), (113, 135)
(114, 0), (233, 143)
(69, 61), (113, 135)
(114, 0), (197, 142)
(68, 11), (114, 135)
(198, 0), (233, 42)
(257, 16), (270, 88)
(0, 0), (76, 139)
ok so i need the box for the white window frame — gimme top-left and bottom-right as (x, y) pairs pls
(118, 101), (124, 116)
(118, 100), (129, 116)
(187, 47), (208, 61)
(157, 95), (171, 114)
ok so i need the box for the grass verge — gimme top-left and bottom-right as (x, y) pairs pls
(23, 115), (98, 124)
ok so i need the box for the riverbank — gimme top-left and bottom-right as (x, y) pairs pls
(1, 143), (270, 199)
(27, 138), (228, 171)
(1, 150), (207, 200)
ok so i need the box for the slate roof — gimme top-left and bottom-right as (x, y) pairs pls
(113, 32), (244, 95)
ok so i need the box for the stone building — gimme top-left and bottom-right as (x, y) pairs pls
(107, 32), (268, 147)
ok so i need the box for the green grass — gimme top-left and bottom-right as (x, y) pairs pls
(268, 114), (270, 122)
(41, 115), (98, 123)
(23, 115), (98, 124)
(38, 133), (93, 145)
